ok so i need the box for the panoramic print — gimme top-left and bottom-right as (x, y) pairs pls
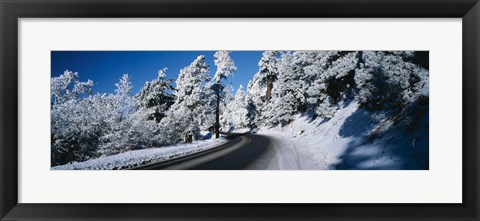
(51, 51), (429, 170)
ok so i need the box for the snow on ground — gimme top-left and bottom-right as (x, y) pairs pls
(52, 137), (227, 170)
(255, 100), (429, 170)
(231, 128), (251, 133)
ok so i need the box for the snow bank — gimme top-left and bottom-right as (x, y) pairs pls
(257, 100), (428, 170)
(52, 138), (227, 170)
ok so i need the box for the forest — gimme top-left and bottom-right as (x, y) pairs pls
(51, 51), (429, 167)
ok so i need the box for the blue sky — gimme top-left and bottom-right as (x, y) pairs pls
(51, 51), (264, 94)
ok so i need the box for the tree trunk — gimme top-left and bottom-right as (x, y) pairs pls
(266, 76), (274, 101)
(215, 90), (220, 138)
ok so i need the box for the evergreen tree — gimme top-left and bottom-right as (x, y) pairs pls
(267, 52), (308, 126)
(258, 51), (279, 101)
(162, 55), (210, 143)
(304, 51), (358, 119)
(211, 51), (237, 138)
(221, 85), (248, 131)
(99, 74), (135, 155)
(245, 74), (266, 128)
(244, 89), (259, 130)
(354, 51), (429, 110)
(134, 68), (175, 122)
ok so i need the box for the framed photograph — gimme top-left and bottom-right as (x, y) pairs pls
(1, 0), (479, 220)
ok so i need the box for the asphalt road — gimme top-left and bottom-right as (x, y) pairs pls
(193, 134), (269, 170)
(132, 133), (270, 170)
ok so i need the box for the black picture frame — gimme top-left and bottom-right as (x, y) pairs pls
(1, 0), (479, 220)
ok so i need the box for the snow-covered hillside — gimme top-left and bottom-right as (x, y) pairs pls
(52, 138), (227, 170)
(252, 100), (428, 170)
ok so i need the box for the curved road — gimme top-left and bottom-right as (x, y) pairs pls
(132, 133), (270, 170)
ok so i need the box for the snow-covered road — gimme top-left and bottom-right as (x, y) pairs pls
(136, 135), (249, 170)
(245, 134), (326, 170)
(190, 134), (269, 169)
(150, 133), (328, 170)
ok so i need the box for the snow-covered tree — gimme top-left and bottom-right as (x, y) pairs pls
(231, 85), (247, 129)
(251, 51), (357, 125)
(115, 74), (133, 96)
(244, 74), (266, 128)
(134, 68), (175, 122)
(266, 52), (309, 126)
(211, 51), (237, 138)
(51, 70), (93, 104)
(51, 70), (97, 165)
(51, 93), (112, 165)
(258, 51), (279, 101)
(304, 51), (359, 119)
(114, 74), (133, 117)
(221, 85), (248, 131)
(354, 51), (429, 110)
(162, 55), (210, 143)
(243, 51), (281, 128)
(213, 51), (237, 82)
(98, 74), (135, 155)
